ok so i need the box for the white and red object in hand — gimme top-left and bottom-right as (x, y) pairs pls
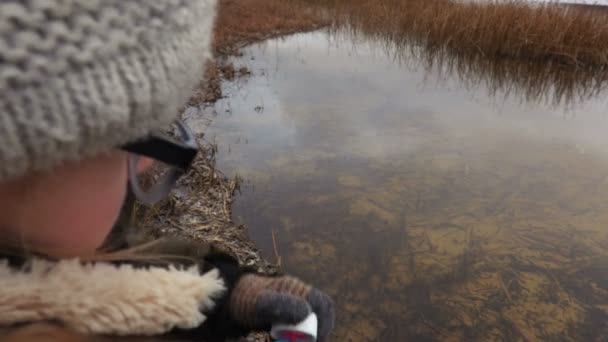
(271, 313), (318, 342)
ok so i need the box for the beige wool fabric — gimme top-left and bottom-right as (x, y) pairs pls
(0, 0), (217, 182)
(0, 258), (226, 335)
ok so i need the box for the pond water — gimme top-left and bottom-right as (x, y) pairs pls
(186, 31), (608, 341)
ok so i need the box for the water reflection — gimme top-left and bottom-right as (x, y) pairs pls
(187, 31), (608, 340)
(411, 46), (608, 108)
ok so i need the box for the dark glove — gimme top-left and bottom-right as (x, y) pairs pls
(197, 252), (335, 342)
(229, 273), (335, 342)
(101, 238), (333, 341)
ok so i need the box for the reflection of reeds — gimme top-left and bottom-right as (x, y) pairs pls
(410, 43), (608, 107)
(298, 0), (608, 105)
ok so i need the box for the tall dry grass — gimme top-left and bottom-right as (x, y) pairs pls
(301, 0), (608, 68)
(295, 0), (608, 105)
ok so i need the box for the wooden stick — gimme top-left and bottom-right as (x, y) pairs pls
(271, 229), (282, 268)
(498, 273), (513, 303)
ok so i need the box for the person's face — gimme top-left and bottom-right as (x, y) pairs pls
(0, 151), (153, 257)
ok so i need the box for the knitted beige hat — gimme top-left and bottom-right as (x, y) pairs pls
(0, 0), (217, 182)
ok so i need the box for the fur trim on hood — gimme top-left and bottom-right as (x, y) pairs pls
(0, 258), (225, 336)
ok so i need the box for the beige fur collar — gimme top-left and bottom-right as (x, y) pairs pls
(0, 258), (225, 336)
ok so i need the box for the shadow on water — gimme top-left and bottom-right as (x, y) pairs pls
(185, 31), (608, 341)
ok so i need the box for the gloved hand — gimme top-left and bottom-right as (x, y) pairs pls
(199, 252), (335, 342)
(131, 239), (335, 342)
(230, 273), (335, 342)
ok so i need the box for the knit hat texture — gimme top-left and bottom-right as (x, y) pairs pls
(0, 0), (217, 182)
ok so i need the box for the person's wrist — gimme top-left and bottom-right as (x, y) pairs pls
(193, 252), (254, 340)
(201, 252), (250, 290)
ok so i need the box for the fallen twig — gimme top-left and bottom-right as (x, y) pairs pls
(498, 273), (513, 303)
(271, 229), (282, 268)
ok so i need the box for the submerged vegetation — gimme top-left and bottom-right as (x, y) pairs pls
(295, 0), (608, 105)
(217, 30), (608, 340)
(202, 1), (608, 339)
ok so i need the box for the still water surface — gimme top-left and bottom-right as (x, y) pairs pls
(187, 31), (608, 341)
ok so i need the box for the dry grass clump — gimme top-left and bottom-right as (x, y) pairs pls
(302, 0), (608, 69)
(131, 138), (274, 271)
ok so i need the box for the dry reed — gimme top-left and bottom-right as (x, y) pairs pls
(295, 0), (608, 105)
(300, 0), (608, 68)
